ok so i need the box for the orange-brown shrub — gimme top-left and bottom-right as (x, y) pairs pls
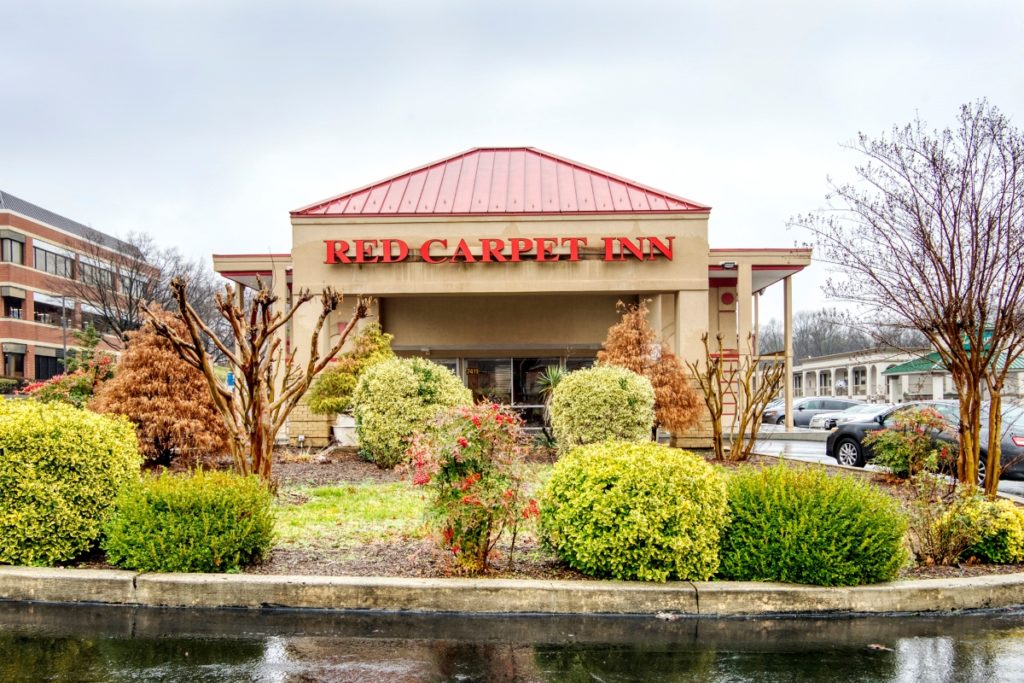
(597, 300), (702, 433)
(91, 310), (229, 465)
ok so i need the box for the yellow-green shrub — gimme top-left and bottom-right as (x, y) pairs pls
(720, 465), (908, 586)
(352, 357), (472, 468)
(550, 366), (655, 453)
(965, 498), (1024, 564)
(0, 401), (140, 566)
(539, 441), (728, 581)
(308, 322), (395, 415)
(102, 470), (274, 573)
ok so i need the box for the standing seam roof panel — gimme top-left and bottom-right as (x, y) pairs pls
(291, 147), (710, 216)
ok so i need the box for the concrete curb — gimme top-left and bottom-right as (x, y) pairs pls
(2, 566), (1023, 616)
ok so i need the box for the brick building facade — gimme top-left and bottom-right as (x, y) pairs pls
(0, 190), (135, 384)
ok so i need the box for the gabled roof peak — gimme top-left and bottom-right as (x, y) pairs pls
(292, 147), (710, 217)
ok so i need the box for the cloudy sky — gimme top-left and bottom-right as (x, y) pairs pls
(3, 0), (1023, 318)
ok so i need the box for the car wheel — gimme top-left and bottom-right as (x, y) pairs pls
(978, 456), (987, 487)
(776, 416), (785, 425)
(835, 438), (865, 467)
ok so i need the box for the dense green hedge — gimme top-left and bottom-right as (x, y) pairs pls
(352, 357), (472, 468)
(102, 469), (274, 573)
(539, 441), (728, 581)
(550, 366), (655, 453)
(719, 465), (908, 586)
(0, 401), (140, 565)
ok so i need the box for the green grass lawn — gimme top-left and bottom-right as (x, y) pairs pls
(275, 482), (429, 549)
(274, 463), (553, 551)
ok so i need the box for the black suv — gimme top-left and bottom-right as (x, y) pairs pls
(826, 400), (1024, 481)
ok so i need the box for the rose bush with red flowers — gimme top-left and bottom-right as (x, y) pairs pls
(407, 402), (537, 573)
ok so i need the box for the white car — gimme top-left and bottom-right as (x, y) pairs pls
(809, 403), (894, 430)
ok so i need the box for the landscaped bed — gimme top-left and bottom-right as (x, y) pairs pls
(184, 448), (1023, 582)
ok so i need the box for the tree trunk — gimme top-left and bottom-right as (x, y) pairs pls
(985, 383), (1003, 499)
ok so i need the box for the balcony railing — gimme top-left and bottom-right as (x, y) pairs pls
(34, 312), (52, 324)
(5, 308), (21, 319)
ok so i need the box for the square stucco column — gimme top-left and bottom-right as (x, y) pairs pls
(736, 263), (753, 419)
(676, 289), (708, 364)
(783, 275), (793, 431)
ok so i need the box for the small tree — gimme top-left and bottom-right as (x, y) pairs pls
(143, 277), (368, 481)
(90, 309), (230, 466)
(794, 101), (1024, 494)
(307, 322), (394, 415)
(686, 333), (784, 461)
(597, 300), (702, 434)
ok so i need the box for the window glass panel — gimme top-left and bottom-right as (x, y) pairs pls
(565, 357), (595, 372)
(512, 357), (559, 406)
(465, 359), (512, 404)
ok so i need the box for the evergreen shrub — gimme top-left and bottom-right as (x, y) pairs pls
(352, 357), (472, 468)
(720, 465), (908, 586)
(308, 322), (395, 415)
(0, 401), (140, 565)
(102, 469), (274, 572)
(964, 497), (1024, 564)
(550, 365), (655, 453)
(539, 441), (728, 581)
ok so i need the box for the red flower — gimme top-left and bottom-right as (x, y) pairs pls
(521, 499), (540, 519)
(457, 437), (469, 448)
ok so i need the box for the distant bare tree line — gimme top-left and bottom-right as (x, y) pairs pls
(758, 308), (929, 359)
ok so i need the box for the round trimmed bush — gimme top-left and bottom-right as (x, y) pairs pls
(102, 469), (274, 573)
(539, 441), (728, 581)
(352, 357), (472, 468)
(0, 401), (140, 566)
(550, 365), (655, 453)
(968, 498), (1024, 564)
(720, 465), (908, 586)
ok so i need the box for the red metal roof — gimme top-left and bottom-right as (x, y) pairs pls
(292, 147), (710, 217)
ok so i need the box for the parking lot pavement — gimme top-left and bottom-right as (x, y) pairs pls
(753, 439), (1024, 498)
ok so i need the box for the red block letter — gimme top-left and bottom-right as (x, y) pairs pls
(381, 239), (409, 263)
(324, 240), (352, 264)
(647, 236), (674, 261)
(536, 237), (560, 262)
(421, 239), (448, 264)
(561, 236), (587, 261)
(480, 239), (507, 262)
(510, 238), (534, 262)
(354, 239), (379, 264)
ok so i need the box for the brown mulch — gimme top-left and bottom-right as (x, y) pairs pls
(246, 537), (589, 581)
(273, 447), (404, 487)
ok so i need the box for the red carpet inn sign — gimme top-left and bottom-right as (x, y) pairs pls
(323, 235), (676, 264)
(214, 147), (811, 446)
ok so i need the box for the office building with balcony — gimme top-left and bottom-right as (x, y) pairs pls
(1, 190), (135, 383)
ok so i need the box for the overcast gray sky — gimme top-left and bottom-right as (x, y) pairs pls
(3, 0), (1023, 319)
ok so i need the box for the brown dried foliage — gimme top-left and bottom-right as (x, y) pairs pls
(142, 277), (368, 482)
(597, 300), (702, 433)
(91, 309), (229, 466)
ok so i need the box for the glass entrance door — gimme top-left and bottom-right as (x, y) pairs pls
(464, 357), (560, 428)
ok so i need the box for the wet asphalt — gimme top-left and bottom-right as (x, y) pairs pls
(752, 435), (1024, 499)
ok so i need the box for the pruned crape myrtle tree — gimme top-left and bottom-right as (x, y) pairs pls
(794, 101), (1024, 495)
(597, 300), (702, 435)
(143, 277), (368, 482)
(685, 332), (784, 461)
